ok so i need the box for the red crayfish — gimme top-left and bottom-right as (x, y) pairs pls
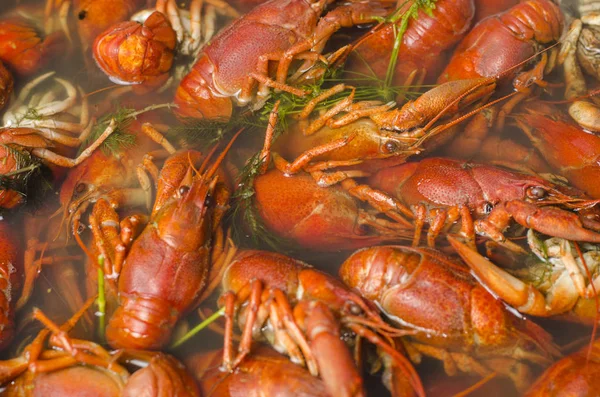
(174, 0), (387, 120)
(218, 249), (425, 397)
(104, 138), (237, 350)
(340, 245), (560, 390)
(368, 157), (600, 249)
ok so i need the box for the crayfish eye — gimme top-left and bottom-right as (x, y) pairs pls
(178, 186), (190, 195)
(204, 193), (213, 207)
(383, 140), (398, 153)
(483, 202), (493, 214)
(356, 223), (372, 235)
(75, 183), (87, 194)
(78, 10), (87, 20)
(347, 302), (363, 315)
(527, 186), (547, 200)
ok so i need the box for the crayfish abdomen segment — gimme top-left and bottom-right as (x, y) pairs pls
(107, 294), (178, 350)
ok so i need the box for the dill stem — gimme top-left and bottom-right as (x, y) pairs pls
(128, 103), (176, 119)
(383, 0), (411, 91)
(170, 307), (225, 349)
(383, 1), (437, 96)
(3, 164), (39, 177)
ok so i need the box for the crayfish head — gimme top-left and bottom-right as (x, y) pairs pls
(370, 105), (421, 133)
(59, 150), (127, 208)
(56, 151), (129, 239)
(155, 174), (218, 251)
(298, 269), (377, 319)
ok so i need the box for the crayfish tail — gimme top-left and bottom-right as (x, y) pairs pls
(106, 295), (178, 350)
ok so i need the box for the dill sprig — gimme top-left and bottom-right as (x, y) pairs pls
(167, 115), (266, 149)
(167, 61), (426, 148)
(383, 0), (437, 90)
(260, 63), (425, 129)
(21, 107), (43, 123)
(81, 103), (175, 156)
(229, 152), (292, 252)
(260, 78), (422, 127)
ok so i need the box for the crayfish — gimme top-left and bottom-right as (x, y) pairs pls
(104, 134), (238, 350)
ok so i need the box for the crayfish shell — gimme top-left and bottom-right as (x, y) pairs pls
(0, 60), (12, 112)
(93, 11), (176, 86)
(0, 18), (64, 76)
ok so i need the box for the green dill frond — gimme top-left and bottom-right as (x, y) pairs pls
(174, 52), (428, 148)
(261, 80), (422, 123)
(80, 103), (174, 157)
(101, 131), (136, 155)
(229, 152), (293, 252)
(82, 106), (137, 157)
(383, 0), (438, 89)
(167, 115), (265, 149)
(515, 261), (552, 290)
(2, 144), (35, 171)
(22, 107), (43, 122)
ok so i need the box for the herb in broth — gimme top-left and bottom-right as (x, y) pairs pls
(167, 74), (424, 150)
(80, 103), (175, 156)
(382, 0), (437, 90)
(229, 151), (294, 252)
(167, 115), (267, 149)
(96, 257), (106, 341)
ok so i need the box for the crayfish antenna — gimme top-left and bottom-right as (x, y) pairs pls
(415, 90), (521, 148)
(453, 372), (499, 397)
(204, 128), (245, 181)
(414, 42), (563, 145)
(345, 322), (425, 397)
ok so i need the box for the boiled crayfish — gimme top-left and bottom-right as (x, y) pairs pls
(348, 0), (475, 85)
(218, 249), (424, 397)
(0, 299), (199, 396)
(450, 231), (600, 322)
(105, 137), (237, 350)
(187, 345), (330, 397)
(174, 0), (387, 120)
(524, 337), (600, 396)
(340, 245), (560, 390)
(93, 10), (177, 87)
(368, 157), (600, 249)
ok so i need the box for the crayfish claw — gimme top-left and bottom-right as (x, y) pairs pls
(448, 235), (549, 317)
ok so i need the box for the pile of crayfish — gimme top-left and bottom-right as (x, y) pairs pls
(2, 0), (600, 395)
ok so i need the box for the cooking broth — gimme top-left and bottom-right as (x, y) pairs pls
(0, 0), (597, 395)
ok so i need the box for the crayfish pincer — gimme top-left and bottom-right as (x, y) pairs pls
(105, 134), (239, 350)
